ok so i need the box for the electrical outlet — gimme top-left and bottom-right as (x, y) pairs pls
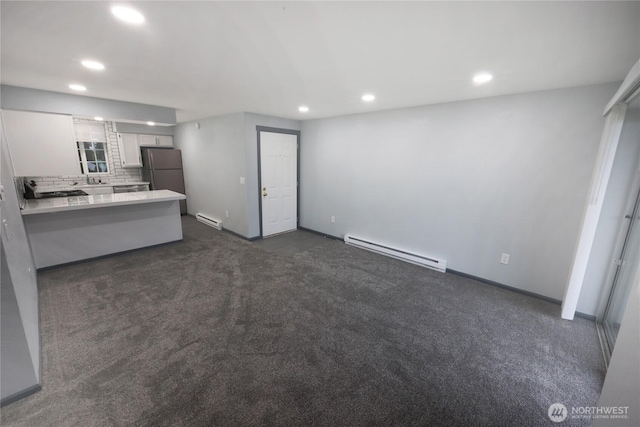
(225, 210), (229, 218)
(330, 215), (335, 223)
(500, 253), (510, 265)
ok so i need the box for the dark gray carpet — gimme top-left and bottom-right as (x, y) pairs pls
(0, 216), (605, 426)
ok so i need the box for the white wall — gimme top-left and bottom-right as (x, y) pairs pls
(300, 83), (617, 303)
(174, 112), (299, 238)
(579, 104), (640, 315)
(174, 113), (248, 236)
(115, 122), (174, 136)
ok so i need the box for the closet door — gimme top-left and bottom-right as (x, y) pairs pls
(602, 185), (640, 352)
(600, 92), (640, 354)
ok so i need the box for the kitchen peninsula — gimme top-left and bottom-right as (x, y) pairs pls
(22, 190), (186, 269)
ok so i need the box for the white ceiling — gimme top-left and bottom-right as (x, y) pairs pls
(2, 1), (639, 124)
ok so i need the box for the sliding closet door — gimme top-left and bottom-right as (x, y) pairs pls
(602, 181), (640, 351)
(601, 93), (640, 353)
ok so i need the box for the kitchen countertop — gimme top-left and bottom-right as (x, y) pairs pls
(22, 189), (185, 215)
(35, 182), (150, 193)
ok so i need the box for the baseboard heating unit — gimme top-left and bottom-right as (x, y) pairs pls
(344, 234), (447, 273)
(196, 213), (223, 231)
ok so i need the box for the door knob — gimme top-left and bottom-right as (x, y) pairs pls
(263, 192), (268, 197)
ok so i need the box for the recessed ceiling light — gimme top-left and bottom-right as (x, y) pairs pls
(473, 73), (493, 84)
(82, 60), (105, 70)
(94, 116), (104, 121)
(298, 106), (309, 113)
(147, 121), (155, 126)
(111, 6), (145, 24)
(362, 94), (375, 102)
(69, 84), (87, 91)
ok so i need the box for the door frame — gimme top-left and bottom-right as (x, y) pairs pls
(563, 58), (640, 320)
(256, 126), (301, 238)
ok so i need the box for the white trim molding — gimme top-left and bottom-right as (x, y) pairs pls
(604, 58), (640, 116)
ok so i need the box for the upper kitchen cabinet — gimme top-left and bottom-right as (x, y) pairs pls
(156, 135), (173, 147)
(74, 121), (107, 143)
(138, 134), (158, 147)
(1, 110), (81, 177)
(138, 134), (173, 147)
(117, 133), (143, 168)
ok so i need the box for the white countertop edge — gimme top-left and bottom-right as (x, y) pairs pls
(22, 189), (186, 215)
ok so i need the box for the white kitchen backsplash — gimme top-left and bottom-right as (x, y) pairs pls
(26, 120), (142, 188)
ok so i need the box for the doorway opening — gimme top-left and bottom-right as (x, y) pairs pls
(257, 126), (300, 238)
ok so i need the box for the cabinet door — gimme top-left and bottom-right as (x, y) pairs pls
(117, 133), (142, 168)
(138, 134), (158, 147)
(156, 135), (174, 147)
(1, 110), (81, 176)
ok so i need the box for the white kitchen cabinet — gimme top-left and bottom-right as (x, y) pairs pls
(1, 109), (81, 177)
(138, 134), (158, 147)
(156, 135), (173, 146)
(74, 122), (107, 142)
(118, 133), (173, 167)
(138, 134), (174, 147)
(117, 133), (142, 168)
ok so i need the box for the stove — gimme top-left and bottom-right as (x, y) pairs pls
(37, 190), (89, 199)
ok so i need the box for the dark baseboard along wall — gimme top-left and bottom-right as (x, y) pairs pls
(297, 226), (597, 322)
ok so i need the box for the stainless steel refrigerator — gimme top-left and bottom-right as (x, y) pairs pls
(141, 148), (187, 214)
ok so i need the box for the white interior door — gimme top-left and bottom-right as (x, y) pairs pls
(260, 131), (297, 237)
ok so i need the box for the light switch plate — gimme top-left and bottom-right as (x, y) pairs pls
(500, 253), (510, 265)
(240, 177), (245, 184)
